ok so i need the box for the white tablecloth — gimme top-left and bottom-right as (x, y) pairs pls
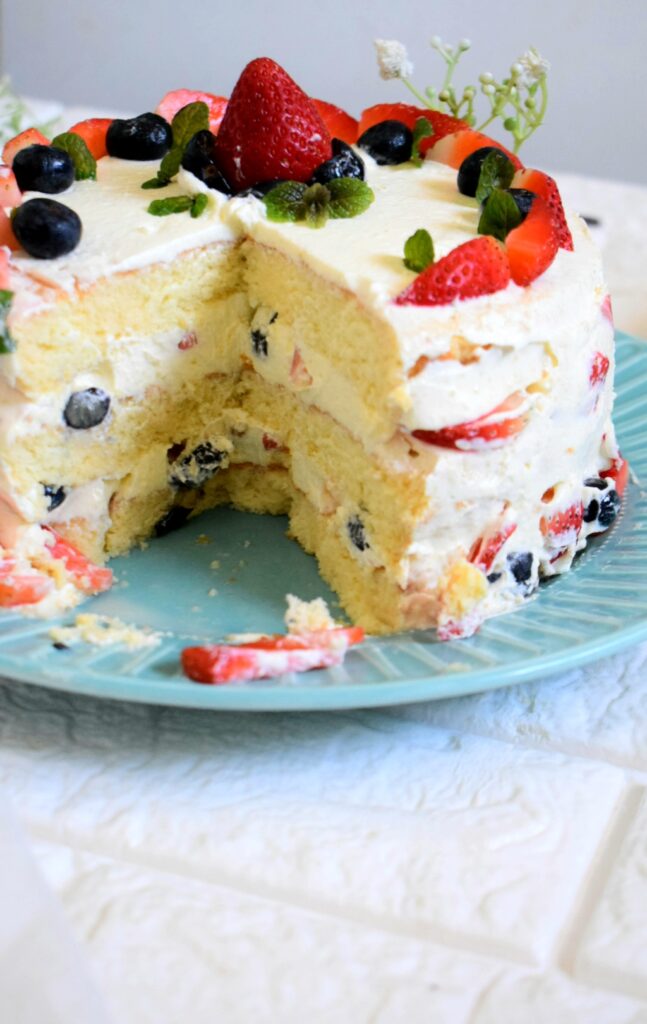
(1, 107), (646, 1022)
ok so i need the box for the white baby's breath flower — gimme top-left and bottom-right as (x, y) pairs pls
(515, 48), (550, 85)
(374, 39), (413, 80)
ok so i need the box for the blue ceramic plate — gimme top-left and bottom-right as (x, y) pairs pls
(1, 331), (645, 711)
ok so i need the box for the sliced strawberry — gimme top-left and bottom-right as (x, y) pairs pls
(312, 99), (358, 145)
(358, 103), (465, 139)
(427, 128), (523, 171)
(2, 128), (50, 166)
(43, 528), (113, 594)
(0, 568), (52, 607)
(0, 208), (19, 251)
(413, 391), (528, 450)
(215, 58), (331, 191)
(156, 90), (228, 135)
(512, 168), (572, 251)
(590, 351), (610, 387)
(182, 626), (364, 684)
(601, 294), (613, 323)
(396, 235), (510, 307)
(289, 347), (313, 387)
(0, 248), (10, 288)
(469, 521), (517, 573)
(0, 165), (21, 208)
(540, 502), (583, 540)
(601, 456), (629, 497)
(68, 118), (113, 160)
(505, 195), (559, 286)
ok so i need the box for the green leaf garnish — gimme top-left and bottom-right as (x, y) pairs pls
(477, 187), (522, 242)
(190, 193), (208, 218)
(147, 195), (195, 217)
(146, 101), (210, 189)
(51, 132), (97, 181)
(141, 177), (170, 189)
(263, 178), (374, 228)
(403, 228), (435, 272)
(0, 289), (16, 354)
(410, 117), (433, 167)
(327, 178), (374, 218)
(475, 150), (515, 204)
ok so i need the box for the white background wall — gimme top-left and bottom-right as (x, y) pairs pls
(2, 0), (646, 183)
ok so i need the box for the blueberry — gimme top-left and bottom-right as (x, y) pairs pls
(237, 179), (287, 198)
(181, 131), (231, 194)
(507, 551), (534, 588)
(106, 113), (172, 161)
(457, 146), (511, 197)
(154, 506), (190, 537)
(13, 145), (75, 194)
(251, 328), (268, 358)
(357, 120), (413, 166)
(598, 489), (620, 528)
(170, 442), (226, 489)
(348, 515), (369, 551)
(13, 198), (81, 259)
(43, 484), (66, 512)
(583, 499), (599, 524)
(487, 572), (502, 584)
(310, 140), (365, 184)
(505, 188), (536, 219)
(584, 476), (607, 490)
(63, 388), (110, 429)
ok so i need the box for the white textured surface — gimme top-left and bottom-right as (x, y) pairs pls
(1, 161), (647, 1021)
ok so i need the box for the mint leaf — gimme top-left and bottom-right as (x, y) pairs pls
(151, 101), (210, 188)
(475, 150), (515, 204)
(411, 117), (433, 167)
(302, 184), (330, 228)
(51, 132), (97, 181)
(263, 181), (308, 222)
(0, 290), (16, 354)
(190, 193), (208, 218)
(478, 187), (522, 242)
(141, 177), (170, 189)
(327, 178), (374, 218)
(403, 229), (434, 272)
(147, 195), (195, 217)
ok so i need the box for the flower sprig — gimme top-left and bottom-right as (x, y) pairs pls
(373, 37), (549, 154)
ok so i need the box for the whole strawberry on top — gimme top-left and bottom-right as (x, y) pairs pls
(216, 57), (332, 192)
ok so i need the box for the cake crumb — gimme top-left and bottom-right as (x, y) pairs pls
(285, 594), (336, 634)
(49, 614), (161, 650)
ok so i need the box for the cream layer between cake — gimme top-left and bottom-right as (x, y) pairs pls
(0, 151), (617, 633)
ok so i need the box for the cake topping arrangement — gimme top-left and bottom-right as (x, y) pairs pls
(106, 112), (172, 160)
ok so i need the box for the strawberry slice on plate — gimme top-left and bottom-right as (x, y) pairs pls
(511, 168), (572, 250)
(413, 391), (529, 451)
(505, 195), (559, 286)
(68, 118), (113, 160)
(395, 235), (510, 307)
(182, 626), (365, 684)
(427, 128), (523, 171)
(2, 128), (50, 166)
(0, 558), (52, 607)
(215, 58), (331, 191)
(312, 99), (358, 144)
(42, 528), (113, 595)
(156, 89), (228, 135)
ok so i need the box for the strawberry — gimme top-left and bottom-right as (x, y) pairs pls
(601, 456), (629, 497)
(182, 626), (364, 684)
(42, 528), (113, 594)
(511, 168), (572, 250)
(312, 98), (358, 145)
(505, 195), (559, 286)
(540, 502), (583, 540)
(0, 249), (8, 289)
(0, 165), (21, 208)
(358, 104), (467, 159)
(2, 128), (50, 166)
(413, 391), (528, 450)
(469, 521), (517, 573)
(395, 235), (510, 307)
(215, 58), (331, 192)
(0, 561), (52, 607)
(601, 294), (613, 323)
(156, 90), (228, 135)
(427, 128), (523, 171)
(68, 118), (113, 159)
(0, 208), (19, 251)
(590, 351), (610, 387)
